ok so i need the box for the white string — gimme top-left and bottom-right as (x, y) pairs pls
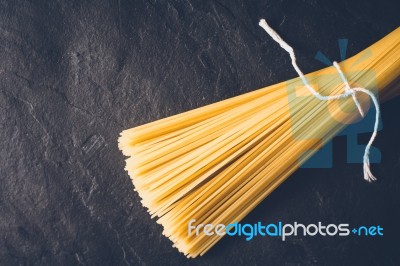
(259, 19), (380, 182)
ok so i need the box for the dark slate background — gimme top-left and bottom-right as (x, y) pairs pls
(1, 0), (399, 265)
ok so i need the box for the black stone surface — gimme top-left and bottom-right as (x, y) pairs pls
(1, 0), (399, 265)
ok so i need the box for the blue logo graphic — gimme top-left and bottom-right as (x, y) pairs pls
(287, 39), (382, 168)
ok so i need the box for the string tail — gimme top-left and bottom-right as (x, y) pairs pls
(363, 156), (377, 182)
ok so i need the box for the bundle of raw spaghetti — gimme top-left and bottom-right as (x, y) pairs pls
(119, 24), (400, 258)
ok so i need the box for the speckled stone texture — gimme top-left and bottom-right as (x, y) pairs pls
(0, 0), (399, 265)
